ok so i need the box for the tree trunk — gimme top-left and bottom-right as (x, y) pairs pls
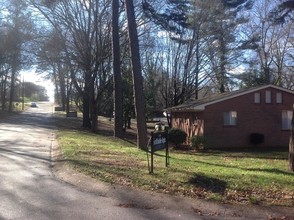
(124, 0), (148, 150)
(9, 65), (16, 112)
(82, 92), (91, 128)
(52, 68), (60, 105)
(91, 77), (98, 133)
(66, 81), (72, 114)
(289, 104), (294, 172)
(112, 0), (124, 138)
(219, 37), (226, 93)
(1, 73), (8, 111)
(57, 64), (66, 111)
(91, 99), (98, 132)
(82, 73), (92, 128)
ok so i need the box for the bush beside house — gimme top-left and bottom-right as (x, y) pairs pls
(168, 128), (187, 148)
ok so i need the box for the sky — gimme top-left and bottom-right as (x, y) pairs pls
(20, 69), (55, 102)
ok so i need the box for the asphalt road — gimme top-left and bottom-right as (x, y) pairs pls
(0, 102), (202, 220)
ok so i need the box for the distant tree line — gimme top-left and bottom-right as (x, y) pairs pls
(20, 81), (49, 102)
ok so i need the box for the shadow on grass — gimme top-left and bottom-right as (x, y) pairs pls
(172, 147), (289, 160)
(169, 155), (294, 177)
(188, 173), (227, 194)
(246, 168), (294, 176)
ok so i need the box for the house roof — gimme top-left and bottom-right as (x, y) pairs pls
(167, 85), (294, 112)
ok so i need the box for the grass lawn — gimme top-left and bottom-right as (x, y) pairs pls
(56, 117), (294, 207)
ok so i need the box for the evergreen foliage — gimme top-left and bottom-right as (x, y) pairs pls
(168, 128), (187, 147)
(270, 0), (294, 23)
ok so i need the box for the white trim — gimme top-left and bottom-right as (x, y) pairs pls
(192, 85), (294, 110)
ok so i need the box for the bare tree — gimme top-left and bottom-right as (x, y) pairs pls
(30, 0), (113, 130)
(244, 0), (294, 171)
(2, 0), (33, 111)
(243, 0), (294, 86)
(35, 29), (69, 111)
(271, 21), (293, 86)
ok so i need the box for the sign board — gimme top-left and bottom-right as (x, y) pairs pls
(66, 111), (77, 117)
(149, 131), (169, 174)
(152, 132), (167, 152)
(54, 106), (63, 111)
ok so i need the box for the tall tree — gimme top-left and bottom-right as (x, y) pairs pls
(203, 0), (253, 93)
(112, 0), (124, 138)
(142, 0), (252, 107)
(271, 0), (294, 172)
(35, 29), (69, 111)
(241, 0), (294, 88)
(271, 0), (294, 23)
(30, 0), (113, 130)
(143, 0), (208, 105)
(4, 0), (33, 111)
(124, 0), (148, 149)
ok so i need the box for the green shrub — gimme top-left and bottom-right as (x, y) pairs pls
(190, 135), (205, 150)
(168, 128), (187, 147)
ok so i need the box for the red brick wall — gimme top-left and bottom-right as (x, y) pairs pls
(172, 87), (294, 148)
(204, 88), (293, 148)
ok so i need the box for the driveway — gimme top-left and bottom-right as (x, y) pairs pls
(0, 102), (292, 220)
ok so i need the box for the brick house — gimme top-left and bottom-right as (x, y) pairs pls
(168, 85), (294, 148)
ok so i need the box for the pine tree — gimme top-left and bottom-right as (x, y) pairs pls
(271, 0), (294, 23)
(112, 0), (124, 138)
(124, 0), (148, 150)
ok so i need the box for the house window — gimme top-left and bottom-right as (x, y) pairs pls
(276, 92), (282, 104)
(265, 90), (271, 103)
(224, 111), (237, 126)
(254, 92), (260, 103)
(282, 110), (293, 130)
